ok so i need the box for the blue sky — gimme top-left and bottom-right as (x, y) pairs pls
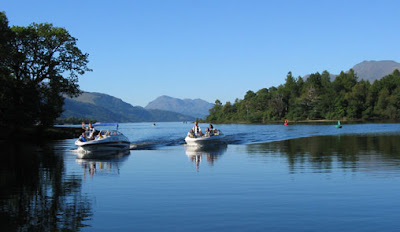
(3, 0), (400, 106)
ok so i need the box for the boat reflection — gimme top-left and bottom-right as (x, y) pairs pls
(185, 144), (227, 171)
(76, 150), (130, 178)
(76, 147), (131, 159)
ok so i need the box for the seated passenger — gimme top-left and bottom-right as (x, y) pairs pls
(188, 129), (195, 138)
(205, 128), (211, 137)
(209, 124), (217, 135)
(79, 133), (87, 142)
(96, 132), (103, 140)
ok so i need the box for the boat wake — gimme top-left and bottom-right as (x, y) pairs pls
(130, 137), (186, 150)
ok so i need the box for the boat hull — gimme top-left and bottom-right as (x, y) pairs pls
(185, 134), (226, 147)
(75, 135), (130, 158)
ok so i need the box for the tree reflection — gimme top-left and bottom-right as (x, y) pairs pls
(247, 134), (400, 173)
(0, 142), (92, 231)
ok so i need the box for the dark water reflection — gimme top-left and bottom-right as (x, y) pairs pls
(0, 142), (92, 231)
(247, 134), (400, 173)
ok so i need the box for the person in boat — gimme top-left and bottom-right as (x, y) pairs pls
(82, 122), (96, 140)
(192, 121), (202, 137)
(82, 122), (95, 132)
(205, 128), (211, 137)
(96, 131), (103, 140)
(188, 129), (196, 138)
(208, 124), (218, 135)
(79, 132), (87, 142)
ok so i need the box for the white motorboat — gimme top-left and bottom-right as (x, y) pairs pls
(184, 130), (226, 147)
(75, 123), (130, 156)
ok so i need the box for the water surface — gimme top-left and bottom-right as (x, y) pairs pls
(1, 123), (400, 231)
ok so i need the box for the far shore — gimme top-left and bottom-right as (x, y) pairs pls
(1, 126), (83, 142)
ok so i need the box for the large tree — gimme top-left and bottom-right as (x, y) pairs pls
(0, 12), (91, 131)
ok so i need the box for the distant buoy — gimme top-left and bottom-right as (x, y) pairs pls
(335, 120), (342, 129)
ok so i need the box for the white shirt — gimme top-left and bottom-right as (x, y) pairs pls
(192, 125), (201, 136)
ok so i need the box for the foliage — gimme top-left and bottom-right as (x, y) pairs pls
(206, 69), (400, 123)
(55, 117), (97, 125)
(0, 12), (91, 133)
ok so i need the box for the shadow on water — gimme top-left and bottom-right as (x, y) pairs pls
(185, 144), (227, 171)
(246, 134), (400, 173)
(0, 141), (92, 232)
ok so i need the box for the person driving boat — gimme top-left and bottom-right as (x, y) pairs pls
(192, 121), (202, 137)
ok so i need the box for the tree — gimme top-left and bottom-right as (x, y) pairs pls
(205, 67), (400, 123)
(1, 12), (92, 132)
(0, 12), (16, 129)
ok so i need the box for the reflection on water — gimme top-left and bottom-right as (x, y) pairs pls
(76, 147), (131, 159)
(76, 151), (130, 179)
(185, 144), (227, 171)
(247, 134), (400, 173)
(0, 142), (92, 231)
(3, 124), (400, 231)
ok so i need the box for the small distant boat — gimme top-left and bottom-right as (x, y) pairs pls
(335, 121), (342, 129)
(75, 123), (130, 157)
(284, 120), (289, 126)
(185, 131), (226, 147)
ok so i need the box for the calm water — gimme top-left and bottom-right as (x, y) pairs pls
(2, 122), (400, 231)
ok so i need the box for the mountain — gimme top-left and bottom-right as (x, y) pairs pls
(350, 60), (400, 82)
(61, 92), (194, 122)
(145, 95), (214, 119)
(303, 60), (400, 82)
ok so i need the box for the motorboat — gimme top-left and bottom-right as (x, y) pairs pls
(184, 130), (226, 147)
(75, 123), (130, 156)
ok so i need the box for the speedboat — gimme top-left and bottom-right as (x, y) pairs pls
(75, 123), (130, 156)
(184, 130), (226, 147)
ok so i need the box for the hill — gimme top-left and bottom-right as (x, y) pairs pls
(61, 92), (194, 122)
(303, 60), (400, 82)
(350, 60), (400, 82)
(145, 95), (214, 119)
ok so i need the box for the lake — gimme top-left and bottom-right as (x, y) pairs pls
(2, 122), (400, 231)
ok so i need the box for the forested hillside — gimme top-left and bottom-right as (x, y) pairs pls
(145, 95), (214, 119)
(61, 92), (194, 122)
(206, 69), (400, 123)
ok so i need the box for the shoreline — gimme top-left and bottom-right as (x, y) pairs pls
(0, 126), (82, 142)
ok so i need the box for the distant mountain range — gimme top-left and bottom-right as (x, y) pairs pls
(61, 60), (399, 123)
(61, 92), (195, 122)
(145, 95), (214, 119)
(304, 60), (400, 81)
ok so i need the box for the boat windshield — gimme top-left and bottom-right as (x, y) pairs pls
(93, 123), (119, 130)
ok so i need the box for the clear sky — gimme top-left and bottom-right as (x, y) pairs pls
(3, 0), (400, 106)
